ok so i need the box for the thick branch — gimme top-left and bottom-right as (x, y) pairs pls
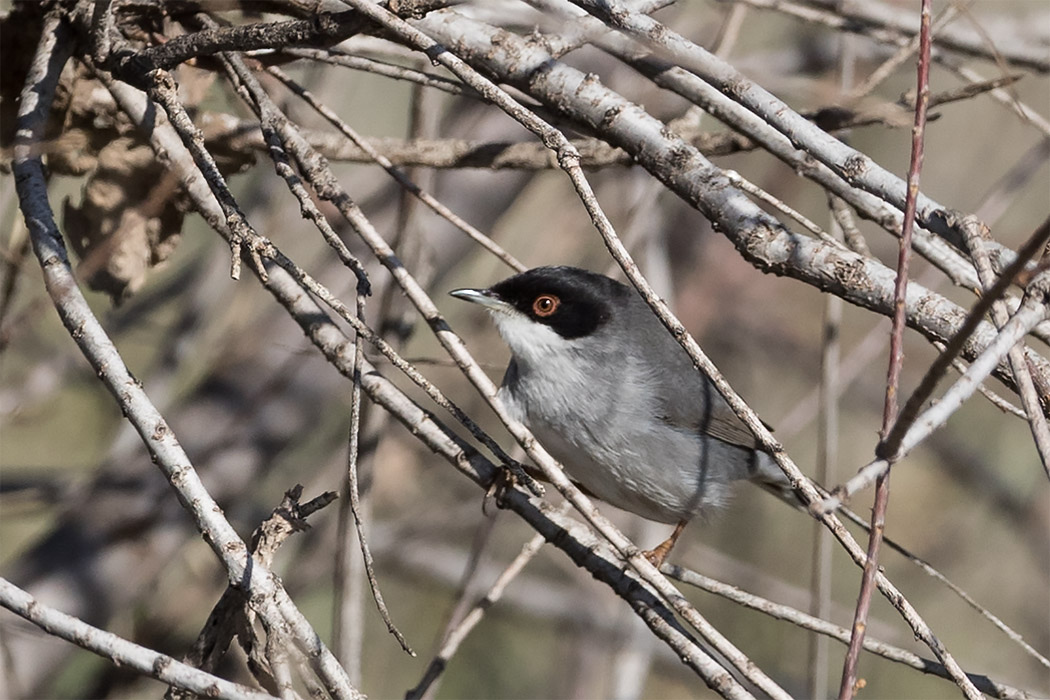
(416, 9), (1050, 405)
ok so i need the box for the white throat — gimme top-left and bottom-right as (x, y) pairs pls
(490, 311), (574, 368)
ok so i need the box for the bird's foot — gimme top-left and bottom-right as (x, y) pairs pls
(641, 542), (673, 569)
(640, 520), (688, 569)
(483, 467), (518, 515)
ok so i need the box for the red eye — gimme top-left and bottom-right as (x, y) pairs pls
(533, 294), (559, 317)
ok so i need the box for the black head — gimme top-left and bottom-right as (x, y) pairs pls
(486, 266), (628, 339)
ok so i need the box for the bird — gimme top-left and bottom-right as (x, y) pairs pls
(450, 265), (791, 566)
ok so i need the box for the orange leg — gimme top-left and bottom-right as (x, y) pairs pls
(642, 520), (688, 568)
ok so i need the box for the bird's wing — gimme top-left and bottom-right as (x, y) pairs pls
(659, 385), (765, 451)
(623, 294), (770, 453)
(694, 402), (764, 451)
(650, 340), (769, 452)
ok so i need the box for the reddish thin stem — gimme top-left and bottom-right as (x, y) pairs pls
(838, 1), (933, 697)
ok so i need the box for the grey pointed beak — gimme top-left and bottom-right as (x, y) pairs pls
(449, 287), (512, 313)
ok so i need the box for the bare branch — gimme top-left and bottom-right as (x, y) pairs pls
(13, 17), (360, 699)
(0, 578), (276, 700)
(415, 8), (1050, 398)
(662, 566), (1036, 700)
(102, 62), (743, 696)
(839, 2), (938, 695)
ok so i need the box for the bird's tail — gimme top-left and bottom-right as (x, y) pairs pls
(747, 451), (842, 514)
(749, 458), (907, 554)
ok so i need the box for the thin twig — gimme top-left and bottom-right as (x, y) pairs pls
(407, 511), (515, 700)
(828, 195), (872, 256)
(723, 169), (844, 249)
(345, 296), (414, 654)
(839, 3), (935, 694)
(902, 73), (1025, 111)
(961, 218), (1050, 475)
(844, 2), (959, 103)
(944, 349), (1027, 419)
(939, 60), (1050, 137)
(275, 47), (469, 96)
(265, 65), (527, 272)
(662, 566), (1035, 700)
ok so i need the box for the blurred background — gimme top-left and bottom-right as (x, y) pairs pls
(1, 0), (1048, 698)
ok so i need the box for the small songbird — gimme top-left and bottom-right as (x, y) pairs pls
(451, 266), (791, 566)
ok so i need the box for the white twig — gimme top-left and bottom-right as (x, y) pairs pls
(407, 526), (552, 700)
(661, 567), (1035, 700)
(962, 219), (1050, 474)
(823, 279), (1050, 508)
(723, 169), (844, 248)
(0, 578), (276, 700)
(103, 50), (734, 697)
(14, 20), (360, 700)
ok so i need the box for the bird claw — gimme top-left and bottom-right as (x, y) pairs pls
(505, 459), (544, 497)
(640, 520), (688, 569)
(641, 544), (670, 569)
(482, 467), (518, 515)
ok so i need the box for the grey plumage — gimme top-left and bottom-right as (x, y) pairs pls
(452, 266), (789, 526)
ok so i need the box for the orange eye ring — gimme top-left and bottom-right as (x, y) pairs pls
(532, 294), (560, 317)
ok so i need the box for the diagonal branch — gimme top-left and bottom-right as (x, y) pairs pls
(566, 0), (1025, 273)
(13, 15), (360, 700)
(414, 8), (1050, 402)
(101, 67), (751, 697)
(0, 578), (277, 700)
